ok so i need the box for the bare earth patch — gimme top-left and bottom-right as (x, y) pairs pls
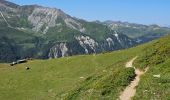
(119, 57), (148, 100)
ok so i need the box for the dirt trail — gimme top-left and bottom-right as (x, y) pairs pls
(125, 57), (137, 68)
(119, 57), (147, 100)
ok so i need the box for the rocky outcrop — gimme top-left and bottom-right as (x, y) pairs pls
(64, 18), (86, 33)
(75, 35), (98, 54)
(28, 7), (64, 33)
(48, 33), (135, 58)
(48, 43), (69, 58)
(106, 37), (114, 47)
(28, 6), (85, 33)
(0, 0), (140, 62)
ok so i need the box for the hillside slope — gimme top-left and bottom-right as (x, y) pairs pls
(0, 38), (148, 100)
(1, 0), (170, 62)
(1, 35), (170, 99)
(133, 35), (170, 100)
(0, 0), (136, 62)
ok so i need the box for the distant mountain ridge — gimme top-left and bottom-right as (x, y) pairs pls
(103, 20), (170, 43)
(0, 0), (137, 62)
(0, 0), (169, 62)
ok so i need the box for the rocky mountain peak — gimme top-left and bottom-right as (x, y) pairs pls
(28, 6), (67, 33)
(26, 4), (85, 33)
(0, 0), (85, 34)
(0, 0), (19, 9)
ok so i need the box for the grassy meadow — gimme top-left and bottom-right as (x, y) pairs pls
(133, 35), (170, 100)
(0, 35), (170, 100)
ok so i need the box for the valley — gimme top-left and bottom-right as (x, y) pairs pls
(0, 0), (170, 62)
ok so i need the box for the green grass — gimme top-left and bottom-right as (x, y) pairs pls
(133, 35), (170, 100)
(0, 35), (170, 100)
(63, 66), (135, 100)
(134, 60), (170, 100)
(0, 43), (143, 100)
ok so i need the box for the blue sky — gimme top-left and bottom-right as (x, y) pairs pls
(9, 0), (170, 26)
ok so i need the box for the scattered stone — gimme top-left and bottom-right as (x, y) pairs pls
(153, 74), (160, 78)
(103, 70), (107, 72)
(80, 77), (84, 79)
(88, 89), (93, 93)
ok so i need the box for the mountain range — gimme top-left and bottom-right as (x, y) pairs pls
(0, 0), (170, 62)
(0, 29), (169, 100)
(0, 0), (170, 99)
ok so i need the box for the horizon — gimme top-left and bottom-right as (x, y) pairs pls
(8, 0), (170, 27)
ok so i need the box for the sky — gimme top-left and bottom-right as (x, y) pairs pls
(9, 0), (170, 26)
